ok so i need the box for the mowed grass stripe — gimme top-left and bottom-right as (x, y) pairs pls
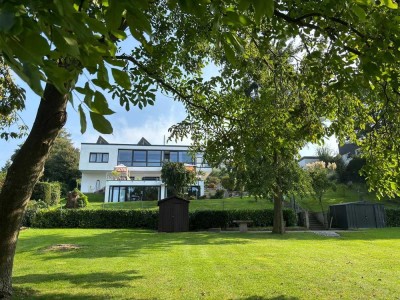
(13, 228), (400, 299)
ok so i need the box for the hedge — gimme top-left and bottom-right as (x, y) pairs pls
(31, 182), (52, 204)
(49, 182), (61, 206)
(26, 208), (297, 230)
(386, 209), (400, 227)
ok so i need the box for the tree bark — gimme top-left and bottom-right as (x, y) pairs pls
(272, 187), (285, 234)
(0, 83), (67, 299)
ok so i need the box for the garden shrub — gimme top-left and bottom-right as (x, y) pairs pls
(30, 208), (297, 230)
(21, 200), (48, 227)
(31, 182), (52, 205)
(49, 182), (61, 206)
(386, 209), (400, 227)
(211, 189), (224, 199)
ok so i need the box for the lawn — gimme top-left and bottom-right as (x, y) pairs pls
(86, 195), (275, 211)
(14, 228), (400, 299)
(297, 184), (400, 212)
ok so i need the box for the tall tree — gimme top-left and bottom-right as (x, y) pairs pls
(42, 129), (80, 193)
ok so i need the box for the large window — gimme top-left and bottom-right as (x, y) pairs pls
(164, 151), (193, 164)
(133, 150), (146, 166)
(148, 151), (162, 166)
(89, 153), (109, 163)
(117, 149), (163, 166)
(108, 186), (160, 202)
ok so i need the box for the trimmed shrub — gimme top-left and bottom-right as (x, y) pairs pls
(49, 182), (61, 206)
(31, 182), (52, 205)
(210, 189), (224, 199)
(386, 209), (400, 227)
(21, 200), (48, 227)
(33, 209), (159, 229)
(30, 208), (297, 230)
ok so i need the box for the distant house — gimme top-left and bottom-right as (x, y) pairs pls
(79, 136), (212, 202)
(298, 156), (320, 168)
(338, 143), (359, 165)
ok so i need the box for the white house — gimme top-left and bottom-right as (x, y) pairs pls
(298, 156), (320, 168)
(79, 137), (212, 202)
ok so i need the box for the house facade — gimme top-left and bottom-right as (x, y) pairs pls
(79, 137), (212, 202)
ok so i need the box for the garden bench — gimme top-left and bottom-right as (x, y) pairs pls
(233, 220), (253, 232)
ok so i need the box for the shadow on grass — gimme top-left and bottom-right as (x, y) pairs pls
(14, 270), (142, 289)
(17, 228), (400, 262)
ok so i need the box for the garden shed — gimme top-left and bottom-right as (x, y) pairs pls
(158, 196), (190, 232)
(329, 201), (385, 229)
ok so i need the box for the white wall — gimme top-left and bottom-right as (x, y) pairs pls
(81, 172), (107, 193)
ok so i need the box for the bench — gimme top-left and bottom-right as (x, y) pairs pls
(233, 220), (253, 232)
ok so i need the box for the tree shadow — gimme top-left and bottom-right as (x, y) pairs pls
(13, 270), (142, 289)
(17, 228), (400, 263)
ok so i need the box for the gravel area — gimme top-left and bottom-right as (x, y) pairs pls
(311, 231), (341, 237)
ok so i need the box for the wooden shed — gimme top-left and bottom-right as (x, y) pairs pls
(329, 201), (385, 229)
(158, 196), (190, 232)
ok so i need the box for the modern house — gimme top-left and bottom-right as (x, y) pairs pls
(79, 137), (212, 202)
(338, 142), (359, 165)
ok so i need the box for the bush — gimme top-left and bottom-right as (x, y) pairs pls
(198, 195), (207, 200)
(31, 182), (52, 205)
(386, 209), (400, 227)
(49, 182), (61, 206)
(21, 200), (48, 227)
(211, 189), (224, 199)
(33, 209), (159, 229)
(30, 208), (297, 230)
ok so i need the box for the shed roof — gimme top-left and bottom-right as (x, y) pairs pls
(158, 196), (190, 205)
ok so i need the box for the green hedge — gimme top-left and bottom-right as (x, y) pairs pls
(386, 209), (400, 227)
(31, 182), (52, 204)
(49, 182), (61, 206)
(27, 208), (297, 230)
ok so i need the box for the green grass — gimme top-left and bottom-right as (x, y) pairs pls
(14, 228), (400, 299)
(297, 184), (400, 212)
(86, 196), (274, 211)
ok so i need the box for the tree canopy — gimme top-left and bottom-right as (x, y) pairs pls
(1, 1), (400, 296)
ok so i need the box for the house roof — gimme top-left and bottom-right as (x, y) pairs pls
(298, 156), (319, 162)
(137, 137), (151, 146)
(96, 136), (109, 144)
(338, 143), (358, 155)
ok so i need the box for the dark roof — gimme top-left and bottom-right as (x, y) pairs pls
(298, 156), (319, 161)
(137, 137), (151, 146)
(96, 136), (109, 144)
(158, 196), (190, 205)
(338, 143), (358, 155)
(330, 201), (383, 207)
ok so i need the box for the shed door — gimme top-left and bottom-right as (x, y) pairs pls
(173, 204), (184, 231)
(357, 205), (376, 228)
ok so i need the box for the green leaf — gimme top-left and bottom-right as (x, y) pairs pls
(91, 91), (115, 115)
(351, 5), (367, 21)
(0, 9), (15, 32)
(223, 41), (237, 66)
(382, 0), (398, 9)
(112, 68), (131, 89)
(23, 63), (44, 95)
(78, 104), (87, 134)
(253, 0), (274, 25)
(90, 112), (113, 134)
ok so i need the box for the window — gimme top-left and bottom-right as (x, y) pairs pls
(89, 153), (109, 163)
(148, 150), (162, 166)
(133, 150), (146, 166)
(179, 151), (194, 164)
(117, 150), (133, 166)
(108, 186), (160, 202)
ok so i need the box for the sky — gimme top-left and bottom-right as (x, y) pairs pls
(0, 67), (339, 169)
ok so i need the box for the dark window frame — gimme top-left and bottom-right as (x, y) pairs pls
(89, 152), (109, 163)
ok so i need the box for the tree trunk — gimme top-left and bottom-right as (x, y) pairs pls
(0, 83), (67, 298)
(272, 187), (285, 234)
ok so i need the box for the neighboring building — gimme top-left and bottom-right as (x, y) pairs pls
(338, 143), (359, 165)
(298, 156), (320, 168)
(79, 137), (212, 202)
